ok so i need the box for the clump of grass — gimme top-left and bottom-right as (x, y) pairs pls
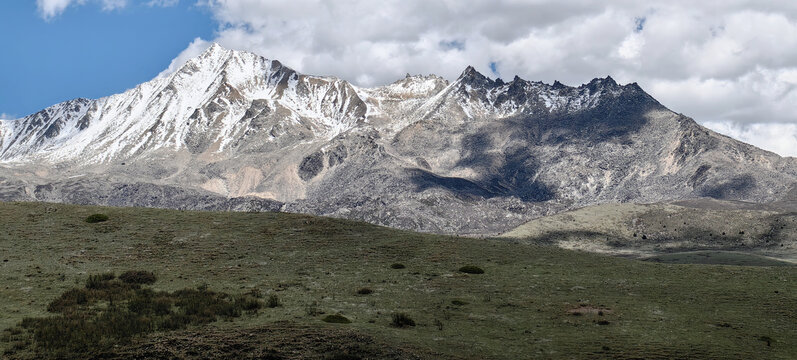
(85, 273), (115, 288)
(47, 288), (89, 313)
(390, 313), (416, 328)
(84, 213), (109, 223)
(246, 288), (264, 298)
(235, 295), (262, 313)
(356, 287), (373, 295)
(451, 299), (468, 306)
(458, 265), (484, 274)
(266, 294), (281, 308)
(119, 270), (157, 285)
(305, 302), (323, 317)
(127, 290), (173, 316)
(759, 336), (773, 347)
(322, 314), (351, 324)
(390, 263), (406, 269)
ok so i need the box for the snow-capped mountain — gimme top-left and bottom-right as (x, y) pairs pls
(0, 44), (365, 164)
(1, 44), (795, 234)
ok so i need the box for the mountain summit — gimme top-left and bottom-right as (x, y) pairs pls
(1, 45), (795, 234)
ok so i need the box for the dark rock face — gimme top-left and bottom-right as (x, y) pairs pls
(0, 49), (794, 235)
(298, 151), (325, 181)
(698, 174), (757, 200)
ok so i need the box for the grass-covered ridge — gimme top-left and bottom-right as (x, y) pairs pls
(0, 202), (795, 359)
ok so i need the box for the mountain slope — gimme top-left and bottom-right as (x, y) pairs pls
(0, 44), (795, 234)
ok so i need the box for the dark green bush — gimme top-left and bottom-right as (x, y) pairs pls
(85, 273), (115, 288)
(174, 288), (241, 321)
(451, 299), (468, 306)
(127, 290), (172, 316)
(160, 313), (192, 331)
(390, 313), (415, 328)
(322, 314), (351, 324)
(85, 213), (109, 223)
(266, 294), (281, 308)
(759, 336), (773, 347)
(235, 295), (262, 312)
(356, 287), (373, 295)
(47, 288), (89, 313)
(119, 270), (157, 284)
(390, 263), (406, 269)
(458, 265), (485, 274)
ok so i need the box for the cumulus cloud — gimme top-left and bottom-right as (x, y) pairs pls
(37, 0), (127, 19)
(147, 0), (178, 7)
(704, 121), (797, 157)
(99, 0), (127, 11)
(37, 0), (83, 20)
(157, 37), (211, 78)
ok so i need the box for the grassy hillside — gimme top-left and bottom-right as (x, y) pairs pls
(0, 202), (795, 359)
(500, 202), (797, 263)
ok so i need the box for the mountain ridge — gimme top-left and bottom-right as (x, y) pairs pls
(0, 44), (794, 234)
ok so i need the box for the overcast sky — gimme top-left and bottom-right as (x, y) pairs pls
(2, 0), (796, 156)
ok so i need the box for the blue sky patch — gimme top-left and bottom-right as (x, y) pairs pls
(489, 61), (500, 77)
(634, 17), (646, 32)
(439, 39), (465, 51)
(0, 2), (214, 117)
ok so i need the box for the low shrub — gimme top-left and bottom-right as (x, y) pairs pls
(266, 294), (281, 308)
(458, 265), (485, 274)
(356, 287), (373, 295)
(390, 313), (415, 328)
(451, 299), (468, 306)
(85, 214), (109, 223)
(47, 288), (89, 313)
(390, 263), (406, 269)
(85, 273), (115, 289)
(235, 295), (262, 312)
(322, 314), (352, 324)
(305, 302), (323, 317)
(759, 336), (773, 347)
(127, 290), (173, 316)
(119, 270), (157, 285)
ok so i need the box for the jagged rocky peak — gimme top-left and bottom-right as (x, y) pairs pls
(446, 65), (662, 118)
(455, 65), (634, 95)
(457, 65), (495, 88)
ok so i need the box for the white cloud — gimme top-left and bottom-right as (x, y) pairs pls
(156, 37), (211, 78)
(99, 0), (127, 11)
(0, 113), (16, 120)
(704, 121), (797, 157)
(37, 0), (84, 20)
(36, 0), (126, 19)
(147, 0), (178, 7)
